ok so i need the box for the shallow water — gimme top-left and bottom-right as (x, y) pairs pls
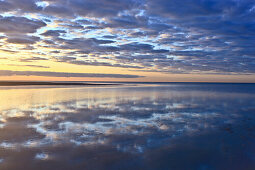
(0, 83), (255, 170)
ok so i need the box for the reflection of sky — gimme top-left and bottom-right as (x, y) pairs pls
(0, 84), (255, 170)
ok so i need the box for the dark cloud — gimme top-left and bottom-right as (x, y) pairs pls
(6, 35), (40, 44)
(43, 4), (75, 18)
(6, 64), (50, 68)
(76, 19), (93, 25)
(102, 35), (117, 39)
(53, 56), (144, 69)
(0, 0), (41, 13)
(147, 0), (223, 18)
(0, 15), (46, 34)
(41, 0), (143, 17)
(41, 30), (66, 37)
(18, 57), (48, 62)
(0, 70), (143, 78)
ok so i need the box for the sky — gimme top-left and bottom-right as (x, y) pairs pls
(0, 0), (255, 82)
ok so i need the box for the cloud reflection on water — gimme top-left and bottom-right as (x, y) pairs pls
(0, 84), (255, 170)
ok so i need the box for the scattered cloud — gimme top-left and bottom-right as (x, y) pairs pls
(0, 0), (255, 77)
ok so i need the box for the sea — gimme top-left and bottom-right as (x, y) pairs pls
(0, 82), (254, 170)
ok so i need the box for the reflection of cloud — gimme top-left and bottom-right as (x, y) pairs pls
(0, 84), (255, 169)
(35, 153), (50, 160)
(0, 86), (248, 151)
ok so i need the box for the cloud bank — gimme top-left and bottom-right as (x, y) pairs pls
(0, 70), (143, 78)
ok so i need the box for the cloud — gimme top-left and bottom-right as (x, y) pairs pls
(41, 30), (66, 37)
(42, 0), (143, 18)
(0, 0), (255, 76)
(0, 0), (41, 13)
(5, 64), (50, 68)
(53, 56), (144, 69)
(18, 57), (48, 62)
(0, 15), (46, 34)
(6, 35), (40, 44)
(43, 4), (75, 18)
(0, 70), (143, 78)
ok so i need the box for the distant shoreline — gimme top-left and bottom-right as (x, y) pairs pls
(0, 81), (254, 86)
(0, 81), (119, 86)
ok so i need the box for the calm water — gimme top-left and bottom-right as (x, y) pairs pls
(0, 83), (255, 170)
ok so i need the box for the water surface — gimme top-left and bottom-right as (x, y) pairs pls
(0, 83), (255, 170)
